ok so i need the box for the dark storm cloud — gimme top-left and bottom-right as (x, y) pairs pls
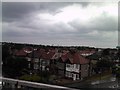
(69, 14), (117, 32)
(2, 2), (90, 22)
(2, 2), (36, 22)
(2, 2), (118, 48)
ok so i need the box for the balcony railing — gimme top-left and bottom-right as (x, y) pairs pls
(0, 77), (79, 90)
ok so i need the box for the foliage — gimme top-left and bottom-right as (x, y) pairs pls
(96, 59), (113, 72)
(102, 49), (110, 56)
(2, 57), (28, 78)
(49, 75), (57, 82)
(117, 49), (120, 58)
(112, 66), (120, 78)
(20, 74), (41, 82)
(20, 74), (50, 83)
(2, 44), (10, 60)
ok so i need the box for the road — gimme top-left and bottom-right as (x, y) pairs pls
(91, 80), (119, 88)
(65, 77), (120, 89)
(0, 76), (120, 89)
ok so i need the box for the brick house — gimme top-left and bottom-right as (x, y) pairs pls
(54, 50), (90, 81)
(40, 49), (55, 71)
(27, 48), (56, 73)
(54, 51), (68, 78)
(65, 52), (90, 80)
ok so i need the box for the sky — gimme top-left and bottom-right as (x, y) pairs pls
(2, 2), (118, 48)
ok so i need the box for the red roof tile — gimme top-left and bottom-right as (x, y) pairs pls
(23, 47), (33, 53)
(41, 50), (55, 60)
(61, 52), (90, 64)
(80, 50), (96, 55)
(72, 52), (90, 64)
(15, 50), (27, 56)
(61, 52), (69, 62)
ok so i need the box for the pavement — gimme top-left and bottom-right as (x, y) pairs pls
(64, 76), (120, 89)
(92, 80), (119, 88)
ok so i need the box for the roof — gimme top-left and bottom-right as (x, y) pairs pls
(41, 50), (55, 60)
(69, 52), (90, 64)
(61, 52), (69, 62)
(28, 48), (46, 58)
(86, 51), (102, 60)
(80, 50), (96, 56)
(15, 49), (27, 57)
(52, 52), (62, 60)
(23, 47), (33, 50)
(60, 51), (90, 64)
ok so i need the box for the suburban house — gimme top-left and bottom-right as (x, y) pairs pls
(26, 48), (57, 74)
(53, 50), (90, 81)
(54, 51), (68, 78)
(27, 48), (46, 71)
(64, 51), (90, 80)
(40, 49), (55, 71)
(14, 49), (27, 57)
(14, 47), (91, 81)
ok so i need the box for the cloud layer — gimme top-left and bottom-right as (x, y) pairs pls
(2, 2), (118, 48)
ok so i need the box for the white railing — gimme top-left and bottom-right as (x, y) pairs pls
(0, 77), (79, 90)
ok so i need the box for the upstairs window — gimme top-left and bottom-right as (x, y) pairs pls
(76, 64), (79, 69)
(66, 64), (71, 68)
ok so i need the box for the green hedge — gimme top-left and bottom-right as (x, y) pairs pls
(19, 74), (41, 82)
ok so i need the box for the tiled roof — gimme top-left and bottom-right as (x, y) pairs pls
(61, 52), (69, 62)
(28, 48), (46, 58)
(41, 50), (55, 60)
(23, 47), (33, 53)
(52, 52), (62, 60)
(15, 47), (89, 64)
(80, 50), (95, 54)
(72, 52), (90, 64)
(61, 52), (89, 64)
(15, 49), (27, 56)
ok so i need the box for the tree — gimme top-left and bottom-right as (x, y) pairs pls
(96, 59), (113, 72)
(2, 44), (10, 60)
(2, 57), (28, 78)
(102, 49), (110, 56)
(117, 49), (120, 59)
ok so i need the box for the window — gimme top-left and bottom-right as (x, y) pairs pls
(34, 63), (38, 69)
(66, 71), (69, 77)
(66, 64), (70, 68)
(76, 64), (79, 69)
(46, 67), (49, 71)
(42, 61), (46, 65)
(66, 71), (72, 77)
(27, 58), (31, 61)
(69, 72), (72, 77)
(76, 74), (79, 79)
(35, 58), (39, 62)
(28, 63), (30, 68)
(42, 66), (45, 71)
(85, 65), (88, 71)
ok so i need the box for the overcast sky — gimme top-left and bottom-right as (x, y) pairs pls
(2, 2), (118, 48)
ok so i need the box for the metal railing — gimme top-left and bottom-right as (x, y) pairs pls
(0, 77), (79, 90)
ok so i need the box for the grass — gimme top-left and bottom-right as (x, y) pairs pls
(86, 71), (112, 82)
(19, 74), (41, 82)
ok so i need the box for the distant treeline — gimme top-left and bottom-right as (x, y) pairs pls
(2, 42), (97, 50)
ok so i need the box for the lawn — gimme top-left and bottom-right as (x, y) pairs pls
(85, 71), (112, 82)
